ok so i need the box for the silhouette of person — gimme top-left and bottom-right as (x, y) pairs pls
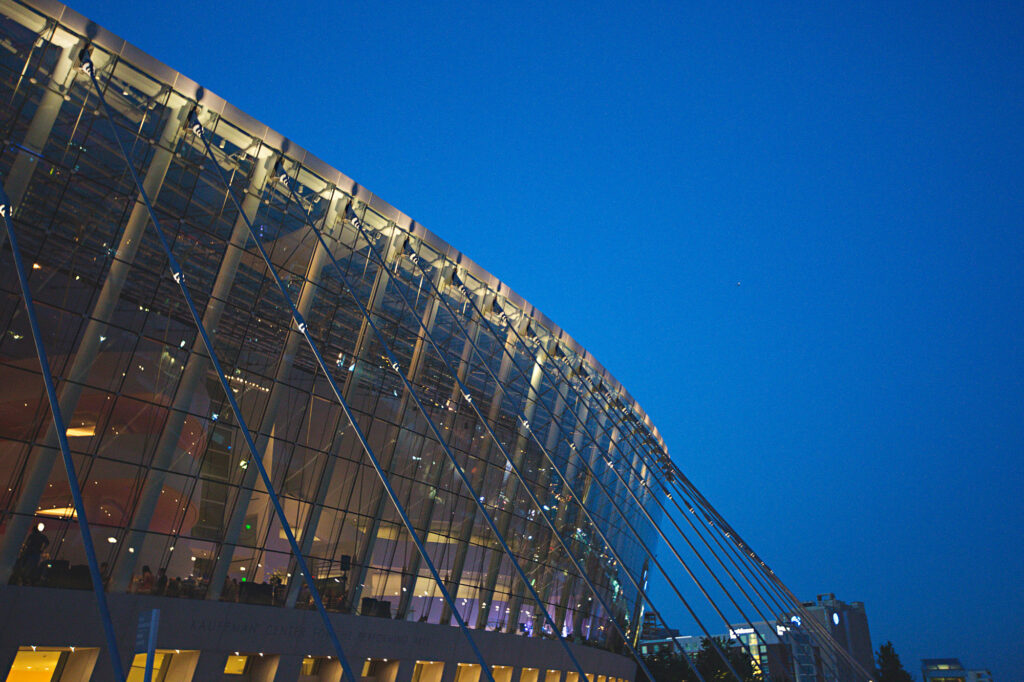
(155, 567), (167, 595)
(138, 565), (154, 594)
(19, 522), (49, 584)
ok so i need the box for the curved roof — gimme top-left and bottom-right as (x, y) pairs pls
(11, 0), (668, 455)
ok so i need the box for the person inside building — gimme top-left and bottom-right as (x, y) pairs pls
(137, 565), (154, 594)
(155, 567), (167, 595)
(17, 522), (49, 585)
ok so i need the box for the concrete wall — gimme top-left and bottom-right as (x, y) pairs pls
(0, 586), (635, 682)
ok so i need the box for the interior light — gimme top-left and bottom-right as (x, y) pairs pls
(38, 508), (76, 519)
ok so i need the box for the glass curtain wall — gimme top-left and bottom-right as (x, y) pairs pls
(0, 0), (665, 653)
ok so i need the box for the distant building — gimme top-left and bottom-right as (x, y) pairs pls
(638, 594), (875, 682)
(637, 609), (690, 659)
(730, 620), (823, 682)
(798, 594), (876, 682)
(638, 619), (823, 682)
(640, 611), (679, 642)
(922, 658), (993, 682)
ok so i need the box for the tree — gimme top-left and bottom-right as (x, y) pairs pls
(642, 650), (696, 682)
(641, 637), (760, 682)
(694, 637), (761, 682)
(876, 641), (914, 682)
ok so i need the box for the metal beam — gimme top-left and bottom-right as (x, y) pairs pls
(109, 147), (277, 591)
(203, 180), (339, 600)
(0, 99), (188, 583)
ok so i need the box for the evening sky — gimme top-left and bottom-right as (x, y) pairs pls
(70, 1), (1024, 678)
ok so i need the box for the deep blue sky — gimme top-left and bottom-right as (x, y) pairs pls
(73, 1), (1022, 678)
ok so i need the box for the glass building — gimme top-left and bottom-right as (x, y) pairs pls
(0, 0), (670, 679)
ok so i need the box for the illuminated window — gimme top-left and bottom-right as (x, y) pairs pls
(413, 661), (445, 682)
(492, 665), (513, 682)
(455, 663), (482, 682)
(4, 647), (64, 679)
(364, 659), (399, 679)
(126, 652), (168, 682)
(4, 649), (65, 681)
(224, 655), (249, 675)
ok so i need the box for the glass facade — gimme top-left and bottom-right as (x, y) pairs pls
(0, 0), (667, 654)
